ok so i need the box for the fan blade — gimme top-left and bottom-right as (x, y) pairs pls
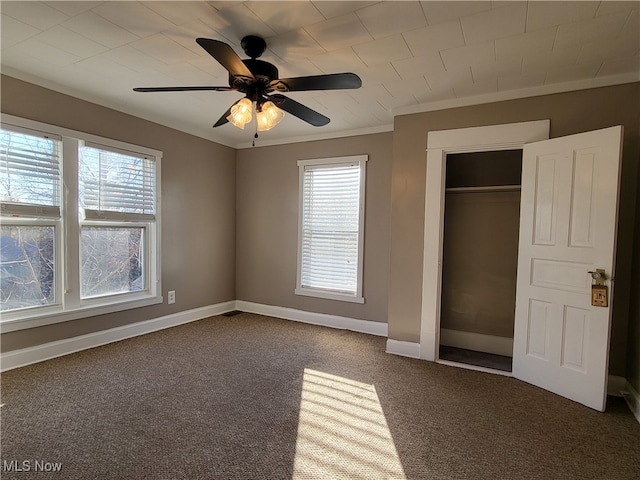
(269, 94), (329, 127)
(133, 86), (233, 92)
(213, 103), (235, 128)
(196, 38), (254, 79)
(269, 73), (361, 92)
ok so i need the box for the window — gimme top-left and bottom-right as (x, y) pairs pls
(78, 144), (155, 298)
(0, 115), (161, 331)
(296, 155), (367, 303)
(1, 127), (61, 312)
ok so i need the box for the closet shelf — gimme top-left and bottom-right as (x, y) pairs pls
(445, 185), (521, 193)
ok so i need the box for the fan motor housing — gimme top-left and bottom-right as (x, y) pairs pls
(230, 59), (279, 90)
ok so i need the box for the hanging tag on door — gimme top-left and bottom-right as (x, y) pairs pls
(588, 269), (608, 307)
(591, 285), (608, 307)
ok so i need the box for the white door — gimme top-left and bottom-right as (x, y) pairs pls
(513, 126), (623, 411)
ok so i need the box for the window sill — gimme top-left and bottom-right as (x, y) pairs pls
(295, 288), (365, 304)
(0, 293), (162, 333)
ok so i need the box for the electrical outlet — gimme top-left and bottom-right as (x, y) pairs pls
(167, 290), (176, 304)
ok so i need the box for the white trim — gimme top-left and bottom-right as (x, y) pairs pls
(436, 359), (513, 377)
(239, 124), (393, 149)
(426, 120), (550, 152)
(296, 155), (367, 303)
(420, 120), (550, 361)
(0, 203), (61, 218)
(0, 114), (163, 331)
(5, 67), (634, 151)
(621, 381), (640, 424)
(385, 339), (421, 359)
(1, 114), (162, 158)
(0, 294), (163, 333)
(83, 140), (156, 159)
(2, 69), (393, 149)
(3, 297), (637, 423)
(235, 300), (387, 337)
(297, 154), (369, 167)
(394, 74), (639, 118)
(0, 122), (62, 140)
(1, 301), (385, 372)
(386, 343), (635, 400)
(0, 301), (236, 372)
(439, 329), (513, 357)
(294, 288), (365, 304)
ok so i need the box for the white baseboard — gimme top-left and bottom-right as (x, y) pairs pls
(440, 328), (513, 357)
(1, 300), (386, 372)
(4, 300), (637, 424)
(0, 301), (236, 372)
(437, 358), (513, 377)
(234, 300), (388, 337)
(621, 381), (640, 424)
(385, 339), (421, 359)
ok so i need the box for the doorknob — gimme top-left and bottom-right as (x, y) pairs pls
(588, 269), (607, 285)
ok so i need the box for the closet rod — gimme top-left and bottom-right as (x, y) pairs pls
(445, 185), (521, 193)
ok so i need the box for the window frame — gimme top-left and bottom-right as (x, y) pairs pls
(1, 114), (162, 333)
(295, 155), (367, 304)
(78, 221), (151, 300)
(0, 218), (61, 311)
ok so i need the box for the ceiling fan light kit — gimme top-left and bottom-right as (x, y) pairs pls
(133, 35), (362, 138)
(256, 101), (285, 132)
(226, 97), (253, 130)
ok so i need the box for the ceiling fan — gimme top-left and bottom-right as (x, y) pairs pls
(133, 35), (362, 132)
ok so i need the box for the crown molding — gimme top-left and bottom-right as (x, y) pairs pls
(235, 123), (394, 149)
(393, 73), (640, 118)
(1, 67), (238, 148)
(3, 67), (637, 151)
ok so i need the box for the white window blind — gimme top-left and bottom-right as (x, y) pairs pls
(297, 156), (366, 302)
(79, 144), (156, 221)
(0, 127), (61, 217)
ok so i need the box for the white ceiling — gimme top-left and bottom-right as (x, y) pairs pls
(1, 1), (639, 148)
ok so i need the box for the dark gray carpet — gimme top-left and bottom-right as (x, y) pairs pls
(1, 313), (639, 479)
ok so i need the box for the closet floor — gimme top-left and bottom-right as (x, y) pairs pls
(439, 345), (512, 372)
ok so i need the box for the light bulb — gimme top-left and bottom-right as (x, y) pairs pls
(256, 101), (285, 132)
(227, 98), (253, 129)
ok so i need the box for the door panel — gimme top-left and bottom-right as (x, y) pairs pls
(526, 299), (552, 360)
(562, 306), (588, 373)
(569, 149), (596, 247)
(513, 126), (623, 411)
(531, 259), (591, 293)
(533, 154), (560, 245)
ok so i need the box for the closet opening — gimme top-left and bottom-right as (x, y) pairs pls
(438, 149), (523, 374)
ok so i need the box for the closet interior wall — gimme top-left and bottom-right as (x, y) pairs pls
(440, 150), (523, 358)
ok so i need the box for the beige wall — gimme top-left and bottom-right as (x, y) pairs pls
(388, 83), (640, 377)
(2, 76), (638, 382)
(235, 133), (392, 322)
(1, 76), (237, 352)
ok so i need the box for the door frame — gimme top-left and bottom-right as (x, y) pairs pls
(419, 120), (550, 362)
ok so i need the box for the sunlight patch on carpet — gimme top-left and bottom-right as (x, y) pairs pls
(293, 368), (406, 479)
